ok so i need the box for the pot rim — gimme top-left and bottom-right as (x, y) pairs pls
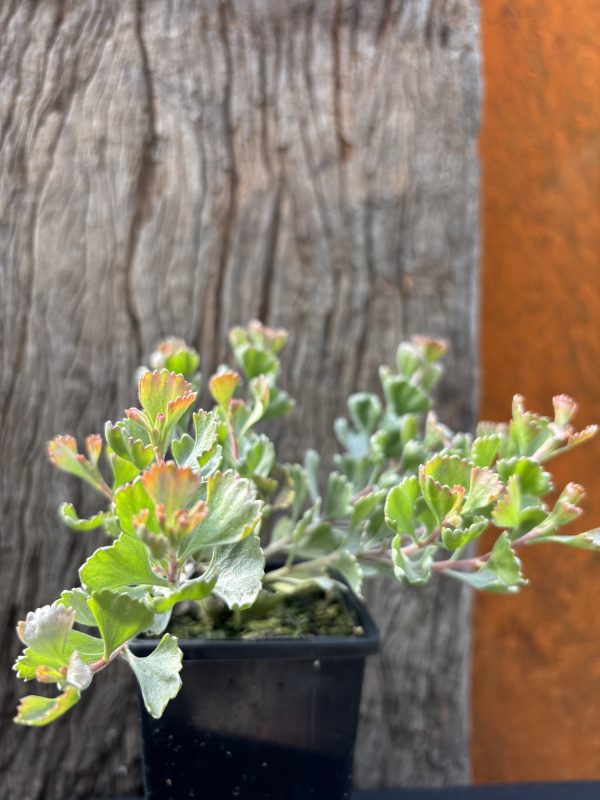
(129, 583), (379, 661)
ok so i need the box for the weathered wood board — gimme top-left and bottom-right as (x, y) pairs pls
(0, 1), (480, 796)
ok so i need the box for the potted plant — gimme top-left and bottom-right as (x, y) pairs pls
(13, 322), (599, 800)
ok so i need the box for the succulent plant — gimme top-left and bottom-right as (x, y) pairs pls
(13, 322), (598, 725)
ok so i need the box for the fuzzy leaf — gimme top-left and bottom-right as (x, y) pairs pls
(47, 435), (106, 493)
(66, 651), (93, 691)
(178, 472), (263, 559)
(237, 345), (279, 379)
(142, 462), (201, 520)
(348, 393), (382, 433)
(382, 375), (430, 416)
(209, 369), (240, 408)
(418, 466), (465, 527)
(149, 572), (217, 613)
(172, 410), (218, 469)
(109, 453), (141, 489)
(114, 479), (160, 536)
(16, 604), (75, 665)
(385, 476), (419, 537)
(123, 634), (183, 719)
(80, 533), (169, 592)
(351, 489), (386, 527)
(88, 590), (155, 659)
(14, 686), (80, 727)
(332, 551), (363, 597)
(139, 370), (195, 425)
(212, 534), (265, 609)
(60, 589), (96, 626)
(442, 518), (488, 550)
(240, 434), (275, 478)
(324, 473), (353, 520)
(533, 529), (600, 551)
(391, 536), (436, 586)
(422, 454), (471, 490)
(105, 421), (154, 470)
(239, 376), (270, 436)
(471, 435), (500, 468)
(497, 457), (552, 497)
(492, 474), (521, 529)
(447, 532), (527, 593)
(58, 503), (109, 533)
(462, 467), (504, 514)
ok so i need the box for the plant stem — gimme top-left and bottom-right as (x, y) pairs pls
(263, 536), (292, 558)
(265, 553), (338, 582)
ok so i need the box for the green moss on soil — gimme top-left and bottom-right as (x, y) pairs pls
(167, 587), (364, 640)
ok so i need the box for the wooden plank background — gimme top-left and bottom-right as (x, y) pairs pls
(0, 2), (481, 797)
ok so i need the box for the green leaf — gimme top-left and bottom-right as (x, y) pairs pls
(384, 477), (419, 537)
(66, 630), (105, 663)
(212, 534), (266, 610)
(109, 453), (141, 489)
(304, 449), (320, 502)
(509, 395), (552, 458)
(139, 370), (196, 426)
(239, 376), (270, 437)
(492, 474), (521, 528)
(237, 345), (278, 379)
(60, 589), (96, 626)
(348, 393), (382, 433)
(172, 410), (218, 469)
(418, 466), (465, 527)
(422, 454), (471, 490)
(331, 551), (363, 597)
(88, 590), (155, 659)
(14, 686), (80, 727)
(16, 604), (75, 665)
(447, 532), (527, 593)
(142, 462), (201, 520)
(178, 471), (263, 559)
(262, 387), (294, 421)
(123, 634), (183, 719)
(149, 572), (217, 613)
(533, 529), (600, 551)
(391, 535), (436, 586)
(66, 651), (93, 691)
(58, 503), (109, 533)
(240, 434), (275, 478)
(471, 435), (500, 468)
(80, 533), (169, 592)
(209, 369), (240, 408)
(324, 473), (353, 520)
(382, 375), (430, 416)
(497, 457), (552, 497)
(462, 467), (504, 515)
(351, 489), (386, 527)
(114, 479), (160, 536)
(442, 518), (488, 550)
(105, 421), (154, 470)
(47, 435), (107, 494)
(151, 338), (200, 378)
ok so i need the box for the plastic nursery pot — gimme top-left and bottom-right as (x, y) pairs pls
(128, 585), (379, 800)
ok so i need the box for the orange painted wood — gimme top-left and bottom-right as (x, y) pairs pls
(475, 0), (600, 782)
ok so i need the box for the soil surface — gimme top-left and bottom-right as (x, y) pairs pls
(166, 587), (364, 640)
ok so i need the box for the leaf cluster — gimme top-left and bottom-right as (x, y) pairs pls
(14, 323), (598, 725)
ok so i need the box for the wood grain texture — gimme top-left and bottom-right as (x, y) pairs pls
(0, 1), (481, 797)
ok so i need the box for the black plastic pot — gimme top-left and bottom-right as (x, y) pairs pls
(129, 587), (379, 800)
